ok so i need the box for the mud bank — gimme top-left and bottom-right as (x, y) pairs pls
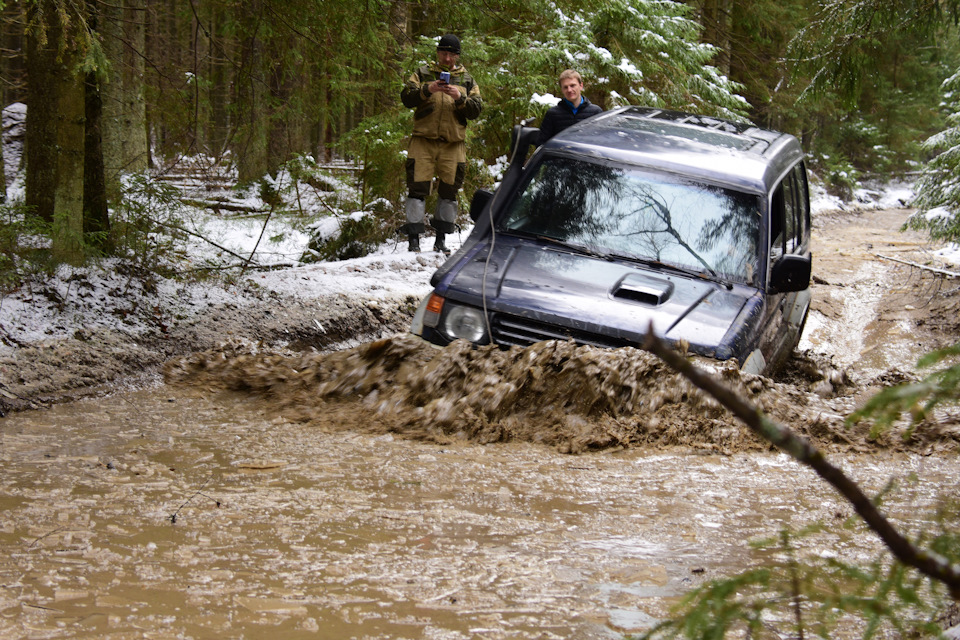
(0, 292), (418, 413)
(164, 334), (960, 455)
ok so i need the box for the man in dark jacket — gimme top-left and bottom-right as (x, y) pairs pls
(537, 69), (603, 146)
(400, 34), (483, 254)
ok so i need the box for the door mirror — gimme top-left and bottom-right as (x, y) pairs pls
(769, 253), (811, 294)
(470, 188), (493, 222)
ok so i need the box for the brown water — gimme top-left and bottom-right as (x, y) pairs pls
(1, 383), (956, 639)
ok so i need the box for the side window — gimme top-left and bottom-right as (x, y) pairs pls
(769, 161), (810, 279)
(770, 184), (785, 261)
(793, 162), (810, 248)
(783, 173), (798, 253)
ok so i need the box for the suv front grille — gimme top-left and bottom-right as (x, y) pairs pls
(491, 314), (636, 350)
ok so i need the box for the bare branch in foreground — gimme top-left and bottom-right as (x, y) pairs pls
(641, 328), (960, 599)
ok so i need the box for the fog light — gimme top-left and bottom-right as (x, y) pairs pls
(443, 305), (487, 343)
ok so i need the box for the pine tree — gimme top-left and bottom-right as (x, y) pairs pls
(910, 69), (960, 240)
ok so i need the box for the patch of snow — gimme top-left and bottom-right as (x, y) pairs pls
(811, 179), (915, 215)
(935, 243), (960, 266)
(0, 260), (246, 348)
(809, 182), (843, 214)
(254, 235), (462, 302)
(530, 93), (559, 107)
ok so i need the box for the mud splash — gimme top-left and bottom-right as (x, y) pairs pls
(164, 335), (960, 455)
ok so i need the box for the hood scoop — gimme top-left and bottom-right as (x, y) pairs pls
(612, 273), (674, 306)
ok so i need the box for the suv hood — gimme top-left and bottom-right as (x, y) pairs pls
(440, 238), (755, 356)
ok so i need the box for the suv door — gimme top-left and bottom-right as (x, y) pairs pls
(754, 161), (812, 373)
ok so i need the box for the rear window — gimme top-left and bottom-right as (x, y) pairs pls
(499, 155), (762, 284)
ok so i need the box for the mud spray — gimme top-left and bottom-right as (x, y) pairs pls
(164, 335), (960, 455)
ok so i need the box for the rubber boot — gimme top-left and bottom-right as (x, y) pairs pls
(432, 198), (457, 256)
(407, 234), (421, 252)
(433, 232), (450, 255)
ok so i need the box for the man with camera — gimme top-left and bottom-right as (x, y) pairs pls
(537, 69), (603, 146)
(400, 34), (483, 254)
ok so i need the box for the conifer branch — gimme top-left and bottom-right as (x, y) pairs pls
(642, 328), (960, 598)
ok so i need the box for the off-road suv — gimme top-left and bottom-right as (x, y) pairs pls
(411, 106), (812, 375)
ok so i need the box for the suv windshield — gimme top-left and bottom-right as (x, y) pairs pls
(499, 155), (761, 284)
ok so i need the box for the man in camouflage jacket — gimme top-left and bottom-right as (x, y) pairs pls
(400, 34), (483, 253)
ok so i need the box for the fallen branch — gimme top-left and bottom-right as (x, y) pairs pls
(876, 254), (960, 278)
(180, 197), (267, 215)
(179, 261), (297, 274)
(239, 178), (284, 280)
(641, 327), (960, 599)
(28, 527), (67, 549)
(153, 219), (261, 267)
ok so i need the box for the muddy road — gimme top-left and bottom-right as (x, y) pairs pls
(1, 207), (959, 638)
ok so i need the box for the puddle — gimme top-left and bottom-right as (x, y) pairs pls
(1, 385), (956, 638)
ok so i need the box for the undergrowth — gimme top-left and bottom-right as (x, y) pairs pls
(112, 173), (191, 278)
(637, 499), (960, 639)
(637, 342), (960, 639)
(0, 203), (55, 294)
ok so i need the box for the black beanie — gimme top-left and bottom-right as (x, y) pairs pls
(437, 34), (461, 55)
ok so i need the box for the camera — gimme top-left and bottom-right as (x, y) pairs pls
(439, 71), (451, 84)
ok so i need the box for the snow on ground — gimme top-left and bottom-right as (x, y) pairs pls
(0, 210), (463, 352)
(254, 237), (460, 301)
(808, 178), (915, 214)
(0, 260), (245, 345)
(936, 244), (960, 265)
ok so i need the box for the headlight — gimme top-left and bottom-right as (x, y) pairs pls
(443, 304), (487, 343)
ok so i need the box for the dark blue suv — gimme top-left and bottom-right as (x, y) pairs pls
(411, 106), (812, 375)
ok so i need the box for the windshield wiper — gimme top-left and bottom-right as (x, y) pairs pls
(505, 230), (611, 260)
(605, 252), (722, 282)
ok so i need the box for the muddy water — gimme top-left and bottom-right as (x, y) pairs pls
(1, 384), (956, 639)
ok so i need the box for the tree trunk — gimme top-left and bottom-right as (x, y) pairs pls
(54, 50), (86, 264)
(1, 3), (27, 104)
(266, 38), (289, 177)
(697, 0), (731, 75)
(24, 0), (59, 222)
(235, 2), (268, 182)
(101, 0), (148, 200)
(0, 3), (26, 203)
(84, 68), (110, 243)
(188, 3), (205, 153)
(208, 2), (231, 159)
(122, 0), (149, 174)
(0, 84), (6, 203)
(315, 60), (330, 162)
(100, 0), (124, 199)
